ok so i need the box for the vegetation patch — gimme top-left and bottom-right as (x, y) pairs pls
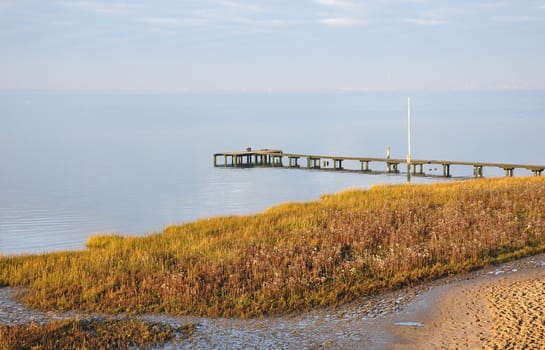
(0, 318), (194, 350)
(2, 177), (545, 317)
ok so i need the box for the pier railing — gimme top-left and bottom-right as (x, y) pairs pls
(213, 149), (545, 178)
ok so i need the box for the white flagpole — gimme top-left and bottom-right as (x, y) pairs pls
(407, 97), (411, 182)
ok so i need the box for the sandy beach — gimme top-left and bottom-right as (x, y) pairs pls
(388, 256), (545, 349)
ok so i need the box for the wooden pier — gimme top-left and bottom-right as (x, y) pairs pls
(213, 149), (545, 178)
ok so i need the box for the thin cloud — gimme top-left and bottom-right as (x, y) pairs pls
(403, 18), (449, 26)
(63, 1), (131, 15)
(0, 1), (12, 11)
(314, 0), (357, 9)
(50, 20), (76, 26)
(493, 15), (543, 23)
(477, 2), (505, 9)
(401, 6), (459, 27)
(320, 17), (365, 27)
(235, 18), (291, 26)
(140, 17), (203, 26)
(221, 1), (266, 13)
(140, 11), (290, 29)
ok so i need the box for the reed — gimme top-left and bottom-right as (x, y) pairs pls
(0, 318), (193, 350)
(1, 177), (545, 318)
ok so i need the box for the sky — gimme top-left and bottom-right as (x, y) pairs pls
(1, 0), (545, 92)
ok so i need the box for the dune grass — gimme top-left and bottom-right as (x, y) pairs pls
(1, 177), (545, 318)
(0, 318), (193, 350)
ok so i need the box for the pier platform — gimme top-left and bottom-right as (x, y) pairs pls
(213, 149), (545, 178)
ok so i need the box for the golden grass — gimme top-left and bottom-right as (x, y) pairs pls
(2, 177), (545, 317)
(0, 318), (193, 350)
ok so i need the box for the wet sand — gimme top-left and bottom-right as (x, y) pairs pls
(388, 256), (545, 349)
(3, 254), (545, 349)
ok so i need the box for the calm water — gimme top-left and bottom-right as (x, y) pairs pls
(1, 91), (544, 255)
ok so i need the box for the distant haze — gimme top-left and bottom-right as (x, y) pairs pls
(1, 0), (545, 92)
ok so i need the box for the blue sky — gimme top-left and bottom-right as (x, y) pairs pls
(1, 0), (545, 92)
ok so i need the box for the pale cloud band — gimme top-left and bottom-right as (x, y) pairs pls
(313, 0), (358, 9)
(494, 15), (545, 22)
(403, 18), (449, 26)
(319, 17), (366, 26)
(63, 1), (131, 15)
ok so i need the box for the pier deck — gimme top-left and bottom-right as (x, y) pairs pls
(213, 149), (545, 178)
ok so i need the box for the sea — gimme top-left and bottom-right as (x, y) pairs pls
(1, 90), (545, 255)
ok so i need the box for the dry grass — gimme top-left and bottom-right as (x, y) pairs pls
(2, 177), (545, 317)
(0, 318), (193, 350)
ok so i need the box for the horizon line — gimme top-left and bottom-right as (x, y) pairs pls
(1, 87), (545, 95)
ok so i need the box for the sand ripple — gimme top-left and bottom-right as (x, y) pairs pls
(485, 274), (545, 349)
(390, 256), (545, 350)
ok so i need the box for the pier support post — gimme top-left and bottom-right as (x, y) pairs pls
(442, 164), (451, 177)
(504, 168), (514, 177)
(289, 157), (300, 167)
(272, 155), (283, 167)
(360, 160), (370, 172)
(213, 155), (217, 167)
(307, 157), (321, 169)
(386, 162), (399, 173)
(413, 163), (424, 175)
(473, 165), (483, 178)
(412, 163), (419, 175)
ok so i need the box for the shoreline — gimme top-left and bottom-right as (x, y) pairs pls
(4, 253), (545, 348)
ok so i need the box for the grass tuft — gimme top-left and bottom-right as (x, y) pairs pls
(86, 235), (125, 250)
